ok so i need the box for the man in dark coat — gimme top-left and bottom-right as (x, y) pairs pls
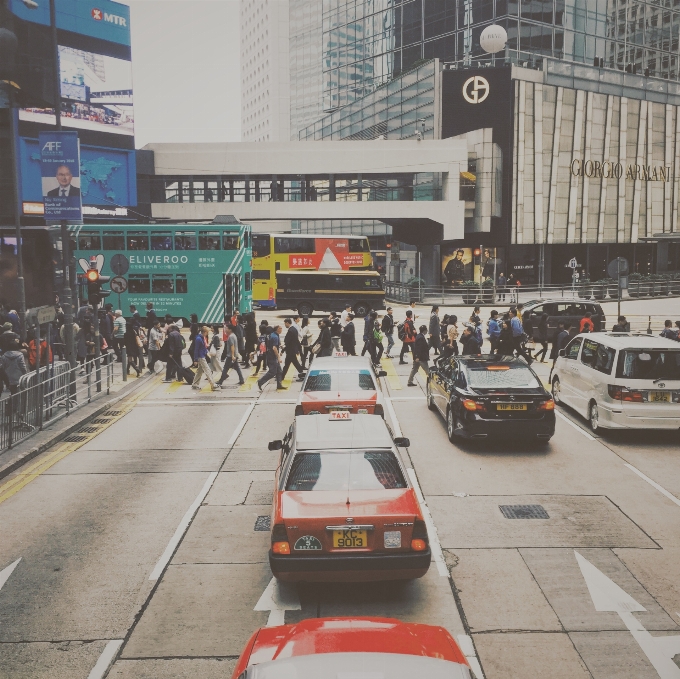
(408, 325), (430, 386)
(162, 325), (184, 382)
(459, 327), (481, 355)
(145, 302), (158, 331)
(281, 318), (305, 382)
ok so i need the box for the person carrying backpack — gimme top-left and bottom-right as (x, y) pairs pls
(381, 307), (395, 358)
(253, 322), (270, 375)
(398, 310), (416, 364)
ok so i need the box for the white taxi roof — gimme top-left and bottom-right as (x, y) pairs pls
(306, 356), (375, 371)
(575, 332), (680, 350)
(294, 414), (394, 451)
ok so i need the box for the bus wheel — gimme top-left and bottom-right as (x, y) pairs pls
(353, 302), (370, 317)
(298, 302), (314, 317)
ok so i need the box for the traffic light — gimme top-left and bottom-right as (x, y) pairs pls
(86, 266), (111, 307)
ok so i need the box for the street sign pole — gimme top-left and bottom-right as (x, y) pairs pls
(61, 222), (76, 370)
(618, 258), (622, 320)
(93, 301), (102, 393)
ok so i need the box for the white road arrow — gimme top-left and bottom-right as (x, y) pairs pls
(254, 577), (301, 627)
(0, 558), (21, 593)
(575, 551), (680, 679)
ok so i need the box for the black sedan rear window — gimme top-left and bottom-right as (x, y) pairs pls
(286, 451), (406, 491)
(464, 363), (540, 389)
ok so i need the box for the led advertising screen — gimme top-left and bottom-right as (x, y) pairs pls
(20, 46), (134, 136)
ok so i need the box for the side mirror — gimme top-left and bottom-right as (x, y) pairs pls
(558, 349), (566, 357)
(268, 440), (283, 451)
(377, 370), (387, 377)
(394, 437), (411, 447)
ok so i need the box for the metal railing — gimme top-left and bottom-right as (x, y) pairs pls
(385, 280), (680, 306)
(0, 352), (118, 454)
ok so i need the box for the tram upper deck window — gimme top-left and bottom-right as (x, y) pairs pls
(199, 231), (221, 250)
(127, 231), (149, 251)
(223, 234), (239, 250)
(176, 274), (188, 293)
(175, 231), (197, 250)
(78, 231), (101, 250)
(103, 231), (125, 250)
(252, 234), (271, 258)
(151, 231), (173, 250)
(152, 274), (174, 293)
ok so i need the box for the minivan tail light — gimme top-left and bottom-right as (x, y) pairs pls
(608, 386), (644, 402)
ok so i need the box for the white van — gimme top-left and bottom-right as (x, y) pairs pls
(552, 332), (680, 431)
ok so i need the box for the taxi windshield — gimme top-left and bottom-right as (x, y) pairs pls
(464, 363), (540, 389)
(616, 350), (680, 380)
(304, 369), (375, 392)
(286, 451), (406, 491)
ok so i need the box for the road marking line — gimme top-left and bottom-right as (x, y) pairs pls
(389, 397), (426, 401)
(383, 397), (402, 438)
(407, 468), (448, 578)
(240, 373), (259, 392)
(137, 399), (257, 406)
(457, 635), (485, 679)
(254, 576), (301, 627)
(87, 639), (124, 679)
(624, 463), (680, 508)
(0, 378), (161, 506)
(149, 471), (218, 581)
(0, 558), (21, 593)
(556, 411), (596, 440)
(226, 401), (258, 447)
(380, 356), (402, 390)
(165, 381), (184, 393)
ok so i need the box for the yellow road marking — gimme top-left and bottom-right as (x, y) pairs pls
(380, 356), (402, 391)
(278, 370), (295, 391)
(0, 377), (161, 506)
(166, 381), (184, 393)
(240, 374), (259, 392)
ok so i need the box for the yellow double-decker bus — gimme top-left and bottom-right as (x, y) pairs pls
(252, 233), (372, 309)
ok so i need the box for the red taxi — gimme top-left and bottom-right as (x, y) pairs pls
(267, 414), (430, 582)
(231, 617), (474, 678)
(295, 355), (387, 416)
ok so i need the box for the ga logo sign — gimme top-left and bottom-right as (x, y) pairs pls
(462, 76), (490, 104)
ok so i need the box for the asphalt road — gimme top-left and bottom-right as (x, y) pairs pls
(0, 329), (679, 679)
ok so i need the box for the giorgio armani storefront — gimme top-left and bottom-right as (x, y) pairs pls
(440, 61), (680, 285)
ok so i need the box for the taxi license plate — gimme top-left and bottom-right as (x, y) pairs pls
(333, 529), (367, 548)
(497, 403), (528, 411)
(650, 391), (671, 403)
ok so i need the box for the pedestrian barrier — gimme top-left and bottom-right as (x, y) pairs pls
(0, 351), (117, 455)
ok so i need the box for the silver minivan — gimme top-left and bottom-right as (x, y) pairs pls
(552, 332), (680, 431)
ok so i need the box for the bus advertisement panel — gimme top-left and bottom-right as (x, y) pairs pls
(252, 234), (372, 309)
(68, 224), (252, 323)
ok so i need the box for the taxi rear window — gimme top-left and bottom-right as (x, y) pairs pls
(304, 369), (375, 392)
(286, 451), (406, 491)
(464, 363), (540, 389)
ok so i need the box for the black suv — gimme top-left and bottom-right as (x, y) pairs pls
(522, 300), (606, 342)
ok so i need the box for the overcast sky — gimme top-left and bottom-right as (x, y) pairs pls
(123, 0), (241, 148)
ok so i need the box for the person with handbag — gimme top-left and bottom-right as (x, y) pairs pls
(209, 325), (223, 373)
(192, 326), (220, 391)
(299, 316), (315, 369)
(124, 322), (142, 377)
(341, 314), (356, 355)
(147, 320), (164, 374)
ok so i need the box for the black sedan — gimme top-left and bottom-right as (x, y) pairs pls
(426, 356), (556, 442)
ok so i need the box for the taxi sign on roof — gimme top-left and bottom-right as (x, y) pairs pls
(334, 352), (348, 357)
(330, 411), (351, 420)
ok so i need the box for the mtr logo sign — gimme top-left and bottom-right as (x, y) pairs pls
(91, 7), (127, 26)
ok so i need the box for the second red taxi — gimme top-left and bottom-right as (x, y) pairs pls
(267, 413), (431, 582)
(295, 355), (387, 416)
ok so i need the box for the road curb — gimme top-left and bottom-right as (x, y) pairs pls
(0, 374), (154, 482)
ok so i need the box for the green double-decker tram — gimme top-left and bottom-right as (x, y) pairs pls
(66, 222), (252, 323)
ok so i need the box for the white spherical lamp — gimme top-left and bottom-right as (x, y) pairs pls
(480, 25), (507, 54)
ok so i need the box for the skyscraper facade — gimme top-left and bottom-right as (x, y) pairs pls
(240, 0), (291, 142)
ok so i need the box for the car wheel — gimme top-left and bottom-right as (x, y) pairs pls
(297, 302), (313, 317)
(353, 301), (369, 317)
(552, 377), (562, 405)
(427, 382), (436, 411)
(446, 407), (456, 442)
(589, 401), (599, 432)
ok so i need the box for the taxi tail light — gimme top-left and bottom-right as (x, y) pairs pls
(462, 399), (486, 412)
(412, 518), (429, 552)
(608, 386), (644, 402)
(537, 399), (555, 411)
(271, 523), (290, 555)
(374, 403), (384, 417)
(295, 404), (304, 416)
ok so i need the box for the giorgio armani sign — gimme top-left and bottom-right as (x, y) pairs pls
(570, 159), (672, 182)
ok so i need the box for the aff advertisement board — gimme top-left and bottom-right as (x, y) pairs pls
(39, 131), (83, 221)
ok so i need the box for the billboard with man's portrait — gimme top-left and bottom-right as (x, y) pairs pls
(39, 131), (82, 221)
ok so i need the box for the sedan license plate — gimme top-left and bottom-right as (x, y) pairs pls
(497, 403), (528, 411)
(333, 529), (367, 548)
(650, 391), (671, 403)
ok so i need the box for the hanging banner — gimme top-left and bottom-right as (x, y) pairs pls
(39, 131), (82, 221)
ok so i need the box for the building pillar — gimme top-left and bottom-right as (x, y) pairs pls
(329, 175), (336, 201)
(656, 241), (669, 272)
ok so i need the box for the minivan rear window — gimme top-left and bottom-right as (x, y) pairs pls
(616, 350), (680, 380)
(286, 451), (406, 491)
